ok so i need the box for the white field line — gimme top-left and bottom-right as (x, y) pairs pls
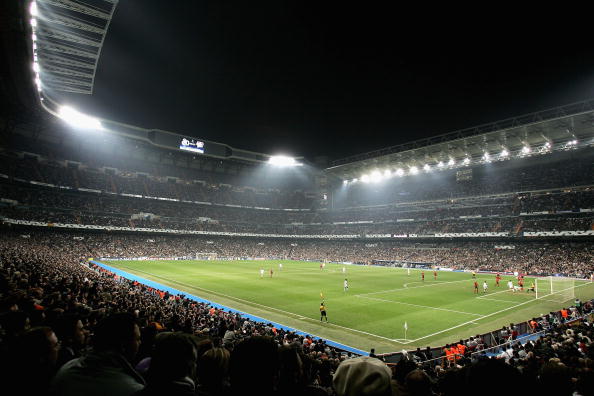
(398, 281), (594, 344)
(475, 287), (533, 303)
(119, 263), (594, 347)
(476, 297), (524, 304)
(356, 278), (474, 297)
(356, 295), (485, 317)
(120, 266), (397, 343)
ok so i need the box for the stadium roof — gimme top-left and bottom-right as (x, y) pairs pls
(8, 1), (594, 169)
(30, 0), (118, 95)
(325, 100), (594, 181)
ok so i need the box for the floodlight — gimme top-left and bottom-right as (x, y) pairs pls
(483, 152), (490, 162)
(500, 149), (509, 157)
(268, 155), (299, 166)
(396, 168), (404, 177)
(361, 174), (370, 183)
(437, 161), (444, 168)
(410, 166), (419, 175)
(343, 180), (348, 185)
(462, 157), (470, 165)
(57, 106), (104, 130)
(30, 2), (38, 17)
(544, 142), (551, 148)
(423, 164), (430, 171)
(448, 158), (455, 166)
(370, 170), (383, 182)
(33, 62), (39, 73)
(521, 146), (531, 154)
(383, 169), (391, 178)
(30, 18), (37, 27)
(352, 178), (358, 183)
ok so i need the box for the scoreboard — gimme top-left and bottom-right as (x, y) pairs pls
(145, 129), (267, 163)
(179, 138), (205, 154)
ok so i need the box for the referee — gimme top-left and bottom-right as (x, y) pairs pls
(320, 302), (328, 322)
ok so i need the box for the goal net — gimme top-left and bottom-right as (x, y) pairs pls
(195, 252), (218, 260)
(535, 276), (575, 302)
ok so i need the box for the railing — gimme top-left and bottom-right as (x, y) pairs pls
(380, 310), (591, 365)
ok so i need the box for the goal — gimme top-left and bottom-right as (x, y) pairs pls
(195, 252), (218, 260)
(535, 276), (575, 302)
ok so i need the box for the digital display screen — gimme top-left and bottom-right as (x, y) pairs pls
(179, 138), (205, 154)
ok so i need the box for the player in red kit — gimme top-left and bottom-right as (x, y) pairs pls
(473, 281), (479, 294)
(495, 273), (501, 287)
(421, 271), (425, 282)
(434, 271), (437, 280)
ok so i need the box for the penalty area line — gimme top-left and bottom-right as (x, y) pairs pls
(400, 280), (594, 344)
(356, 295), (484, 317)
(357, 278), (472, 297)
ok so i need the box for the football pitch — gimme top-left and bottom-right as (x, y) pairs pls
(102, 259), (594, 353)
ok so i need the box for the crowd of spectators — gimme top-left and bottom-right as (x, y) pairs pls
(2, 147), (594, 212)
(0, 229), (593, 395)
(2, 230), (592, 278)
(1, 181), (593, 236)
(0, 232), (349, 395)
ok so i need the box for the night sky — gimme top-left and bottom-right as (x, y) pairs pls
(51, 2), (594, 163)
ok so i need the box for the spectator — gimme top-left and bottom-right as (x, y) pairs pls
(137, 332), (197, 396)
(332, 356), (393, 396)
(51, 313), (145, 396)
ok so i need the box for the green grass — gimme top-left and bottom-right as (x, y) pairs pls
(103, 259), (594, 353)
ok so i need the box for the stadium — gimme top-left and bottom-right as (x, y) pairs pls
(1, 1), (594, 395)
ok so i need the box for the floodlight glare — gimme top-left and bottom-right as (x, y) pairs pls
(521, 146), (531, 154)
(383, 169), (391, 178)
(30, 2), (38, 16)
(500, 149), (509, 157)
(410, 166), (419, 175)
(370, 170), (383, 183)
(463, 157), (470, 165)
(268, 155), (299, 166)
(30, 18), (37, 27)
(58, 106), (104, 130)
(437, 161), (444, 168)
(352, 178), (358, 183)
(448, 158), (455, 166)
(483, 153), (490, 162)
(423, 164), (430, 171)
(361, 174), (370, 183)
(33, 62), (39, 73)
(343, 180), (348, 185)
(396, 168), (404, 177)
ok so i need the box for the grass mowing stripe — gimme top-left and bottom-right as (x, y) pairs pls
(402, 280), (594, 344)
(357, 278), (475, 297)
(356, 295), (485, 317)
(105, 259), (593, 351)
(119, 265), (398, 343)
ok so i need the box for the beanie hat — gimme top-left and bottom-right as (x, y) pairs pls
(333, 356), (392, 396)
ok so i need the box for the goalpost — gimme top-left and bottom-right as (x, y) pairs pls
(535, 276), (575, 302)
(195, 252), (218, 260)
